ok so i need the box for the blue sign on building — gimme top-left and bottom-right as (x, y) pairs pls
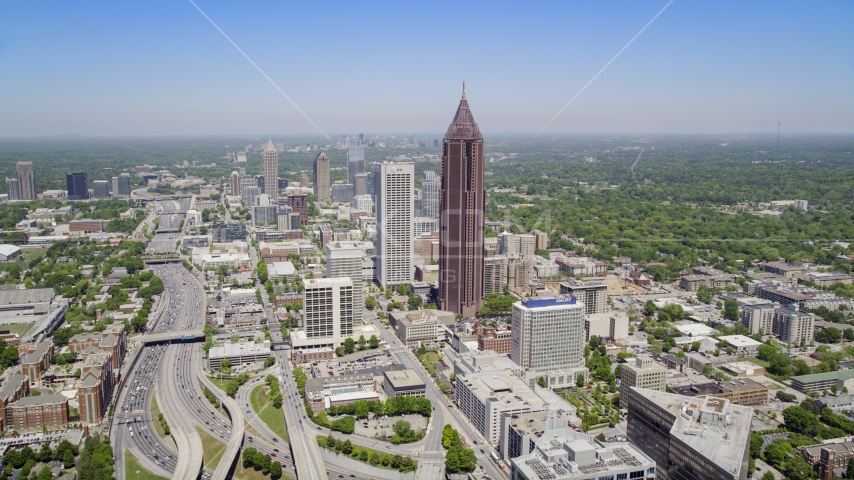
(521, 296), (577, 308)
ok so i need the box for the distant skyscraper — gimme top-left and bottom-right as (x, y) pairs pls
(242, 186), (261, 209)
(439, 84), (485, 318)
(374, 162), (413, 287)
(16, 162), (36, 200)
(6, 178), (20, 201)
(433, 139), (439, 148)
(313, 151), (331, 203)
(262, 139), (278, 197)
(66, 172), (88, 200)
(230, 171), (241, 196)
(255, 174), (265, 191)
(359, 133), (364, 144)
(111, 174), (131, 199)
(300, 173), (310, 188)
(93, 180), (109, 199)
(347, 146), (365, 186)
(421, 170), (439, 218)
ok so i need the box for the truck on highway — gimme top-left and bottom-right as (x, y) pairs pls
(180, 334), (196, 340)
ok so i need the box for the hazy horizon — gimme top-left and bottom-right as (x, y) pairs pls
(2, 1), (853, 136)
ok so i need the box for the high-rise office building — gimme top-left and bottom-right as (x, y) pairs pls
(313, 151), (331, 203)
(111, 174), (131, 199)
(65, 172), (88, 200)
(230, 171), (241, 196)
(510, 297), (586, 386)
(242, 185), (261, 209)
(254, 174), (265, 191)
(16, 162), (36, 200)
(625, 387), (752, 480)
(326, 242), (369, 326)
(439, 84), (485, 317)
(302, 277), (355, 348)
(331, 184), (354, 203)
(352, 195), (373, 214)
(92, 180), (109, 199)
(347, 146), (365, 186)
(353, 173), (368, 197)
(559, 281), (608, 315)
(262, 139), (278, 197)
(6, 178), (20, 201)
(374, 162), (413, 287)
(421, 170), (440, 218)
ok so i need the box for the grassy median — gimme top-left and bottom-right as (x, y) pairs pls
(124, 450), (168, 480)
(250, 384), (288, 442)
(196, 427), (226, 471)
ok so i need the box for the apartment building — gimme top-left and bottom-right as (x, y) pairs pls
(5, 394), (69, 433)
(78, 353), (115, 424)
(560, 281), (607, 315)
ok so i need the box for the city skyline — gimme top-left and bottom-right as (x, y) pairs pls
(1, 1), (853, 136)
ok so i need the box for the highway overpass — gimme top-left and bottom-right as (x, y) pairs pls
(140, 330), (204, 345)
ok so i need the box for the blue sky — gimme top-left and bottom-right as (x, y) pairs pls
(1, 1), (852, 136)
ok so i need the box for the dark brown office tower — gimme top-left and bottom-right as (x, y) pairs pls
(439, 84), (485, 318)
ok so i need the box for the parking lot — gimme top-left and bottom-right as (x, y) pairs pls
(350, 413), (428, 441)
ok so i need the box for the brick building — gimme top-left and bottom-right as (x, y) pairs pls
(5, 394), (69, 433)
(0, 374), (29, 431)
(477, 326), (511, 354)
(78, 353), (115, 425)
(68, 325), (127, 370)
(21, 339), (53, 386)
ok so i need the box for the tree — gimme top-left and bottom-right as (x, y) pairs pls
(723, 299), (739, 321)
(269, 461), (283, 480)
(644, 300), (656, 316)
(576, 375), (585, 388)
(763, 441), (792, 467)
(357, 335), (367, 349)
(343, 337), (355, 355)
(369, 335), (379, 349)
(749, 433), (763, 458)
(537, 376), (547, 388)
(37, 466), (52, 480)
(776, 391), (797, 402)
(407, 295), (423, 310)
(221, 359), (231, 370)
(264, 356), (275, 368)
(595, 433), (606, 442)
(761, 472), (775, 480)
(845, 328), (854, 342)
(757, 343), (777, 361)
(365, 297), (376, 310)
(847, 458), (854, 480)
(442, 424), (460, 449)
(445, 445), (477, 473)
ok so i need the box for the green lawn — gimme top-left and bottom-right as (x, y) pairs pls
(124, 450), (168, 480)
(743, 357), (771, 368)
(150, 396), (169, 440)
(2, 322), (33, 337)
(251, 384), (288, 441)
(196, 427), (226, 471)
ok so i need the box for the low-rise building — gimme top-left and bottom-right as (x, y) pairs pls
(395, 311), (444, 347)
(208, 341), (272, 370)
(509, 417), (657, 480)
(304, 373), (378, 413)
(669, 377), (768, 406)
(290, 347), (334, 364)
(816, 394), (854, 413)
(791, 370), (854, 394)
(717, 335), (763, 355)
(477, 327), (511, 354)
(720, 362), (765, 377)
(619, 356), (666, 408)
(455, 370), (546, 444)
(5, 394), (69, 433)
(800, 440), (854, 480)
(382, 369), (426, 398)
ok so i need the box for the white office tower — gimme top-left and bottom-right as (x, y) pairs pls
(511, 297), (587, 387)
(374, 162), (413, 287)
(262, 139), (278, 197)
(252, 194), (277, 227)
(326, 242), (367, 326)
(353, 194), (373, 214)
(347, 146), (365, 186)
(421, 170), (440, 218)
(303, 277), (354, 347)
